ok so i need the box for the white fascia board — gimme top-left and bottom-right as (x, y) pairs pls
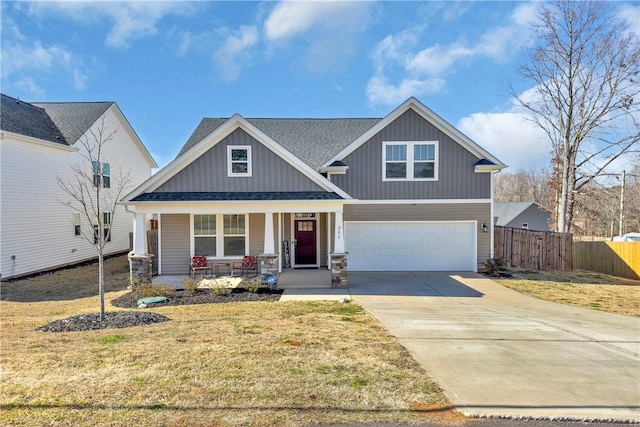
(317, 166), (348, 174)
(475, 164), (507, 173)
(126, 199), (355, 215)
(122, 114), (353, 202)
(353, 199), (491, 204)
(0, 131), (78, 152)
(323, 97), (506, 168)
(109, 104), (158, 168)
(122, 115), (245, 201)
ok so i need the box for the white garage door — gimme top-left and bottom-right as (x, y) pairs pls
(345, 221), (476, 271)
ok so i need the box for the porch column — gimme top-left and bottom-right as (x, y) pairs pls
(129, 212), (153, 284)
(263, 212), (275, 254)
(132, 213), (147, 255)
(334, 210), (345, 253)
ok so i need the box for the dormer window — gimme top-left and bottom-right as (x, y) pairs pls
(383, 141), (438, 181)
(227, 145), (252, 177)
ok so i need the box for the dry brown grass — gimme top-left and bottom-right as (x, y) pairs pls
(0, 256), (450, 426)
(495, 268), (640, 317)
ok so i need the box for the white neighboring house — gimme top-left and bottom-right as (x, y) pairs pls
(0, 94), (157, 279)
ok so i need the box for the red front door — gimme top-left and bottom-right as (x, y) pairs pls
(294, 220), (316, 265)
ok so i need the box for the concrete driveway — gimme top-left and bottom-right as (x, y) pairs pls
(348, 272), (640, 422)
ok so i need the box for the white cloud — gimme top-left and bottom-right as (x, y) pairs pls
(263, 1), (374, 74)
(617, 4), (640, 36)
(27, 1), (196, 49)
(264, 1), (370, 41)
(367, 3), (539, 107)
(13, 77), (45, 98)
(458, 110), (550, 171)
(213, 26), (258, 82)
(366, 76), (446, 107)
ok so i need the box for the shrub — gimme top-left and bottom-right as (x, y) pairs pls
(134, 281), (176, 298)
(182, 277), (200, 293)
(243, 278), (261, 293)
(212, 279), (232, 296)
(484, 258), (508, 277)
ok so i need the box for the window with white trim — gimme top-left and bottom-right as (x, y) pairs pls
(383, 141), (438, 181)
(73, 213), (81, 236)
(92, 161), (111, 188)
(193, 214), (246, 257)
(223, 214), (246, 256)
(227, 146), (251, 177)
(194, 214), (217, 256)
(93, 212), (111, 244)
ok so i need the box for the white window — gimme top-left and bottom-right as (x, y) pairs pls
(383, 141), (438, 181)
(93, 212), (111, 244)
(227, 146), (252, 177)
(522, 223), (529, 230)
(73, 213), (81, 236)
(193, 214), (246, 257)
(92, 161), (111, 188)
(194, 214), (217, 256)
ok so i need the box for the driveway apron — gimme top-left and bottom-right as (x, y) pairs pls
(348, 272), (640, 422)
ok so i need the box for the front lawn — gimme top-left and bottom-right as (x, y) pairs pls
(0, 256), (450, 426)
(494, 268), (640, 317)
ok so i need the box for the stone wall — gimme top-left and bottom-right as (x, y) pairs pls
(330, 253), (348, 288)
(128, 253), (154, 284)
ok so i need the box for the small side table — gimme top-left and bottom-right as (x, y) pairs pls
(214, 262), (232, 277)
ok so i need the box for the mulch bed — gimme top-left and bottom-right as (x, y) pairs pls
(38, 288), (284, 333)
(111, 287), (284, 309)
(37, 312), (171, 332)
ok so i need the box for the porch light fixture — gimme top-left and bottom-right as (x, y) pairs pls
(481, 223), (488, 232)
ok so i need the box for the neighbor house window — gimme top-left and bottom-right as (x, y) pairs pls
(522, 223), (529, 230)
(93, 213), (111, 244)
(194, 214), (216, 256)
(193, 214), (246, 257)
(227, 146), (251, 177)
(383, 141), (438, 181)
(92, 161), (111, 188)
(73, 213), (81, 236)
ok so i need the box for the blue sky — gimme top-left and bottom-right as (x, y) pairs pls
(2, 1), (638, 173)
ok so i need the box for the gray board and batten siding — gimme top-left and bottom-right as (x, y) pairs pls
(345, 203), (492, 266)
(331, 109), (492, 200)
(155, 128), (326, 193)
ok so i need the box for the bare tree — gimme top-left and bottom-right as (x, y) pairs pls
(512, 0), (640, 233)
(58, 117), (133, 320)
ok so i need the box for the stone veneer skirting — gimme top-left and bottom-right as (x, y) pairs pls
(330, 253), (348, 288)
(128, 253), (154, 284)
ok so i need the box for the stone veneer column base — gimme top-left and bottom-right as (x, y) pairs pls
(128, 252), (154, 284)
(259, 254), (279, 279)
(330, 253), (348, 288)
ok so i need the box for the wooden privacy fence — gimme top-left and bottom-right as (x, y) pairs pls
(494, 226), (573, 271)
(573, 242), (640, 280)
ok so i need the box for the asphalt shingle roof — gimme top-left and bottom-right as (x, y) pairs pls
(179, 117), (381, 169)
(0, 94), (68, 145)
(494, 202), (537, 226)
(131, 192), (344, 202)
(1, 94), (113, 146)
(31, 101), (112, 145)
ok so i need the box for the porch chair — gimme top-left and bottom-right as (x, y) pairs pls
(232, 256), (258, 278)
(189, 256), (210, 278)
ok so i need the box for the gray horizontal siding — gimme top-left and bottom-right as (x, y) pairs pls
(344, 203), (492, 266)
(156, 128), (325, 193)
(160, 214), (190, 275)
(332, 109), (491, 199)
